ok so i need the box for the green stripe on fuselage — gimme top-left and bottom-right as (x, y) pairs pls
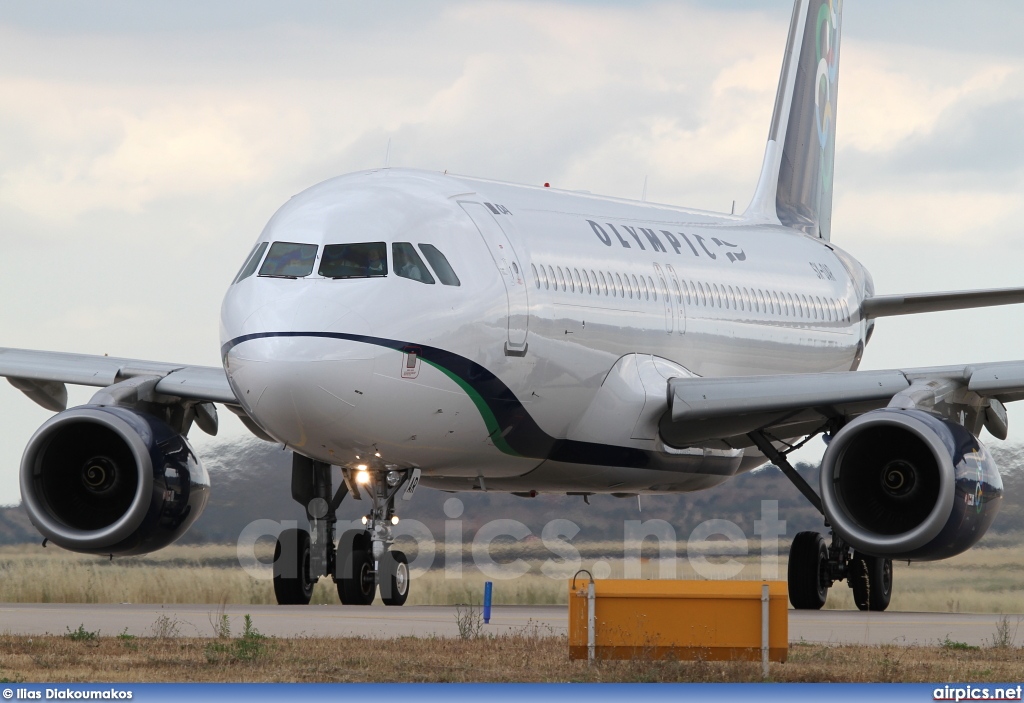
(420, 358), (522, 457)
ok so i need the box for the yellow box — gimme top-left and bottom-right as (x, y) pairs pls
(568, 579), (788, 662)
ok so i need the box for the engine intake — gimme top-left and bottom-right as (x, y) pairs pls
(20, 405), (209, 556)
(820, 408), (1002, 561)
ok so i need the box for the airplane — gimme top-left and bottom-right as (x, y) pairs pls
(3, 0), (1023, 611)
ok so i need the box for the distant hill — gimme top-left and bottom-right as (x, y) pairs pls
(3, 439), (1022, 547)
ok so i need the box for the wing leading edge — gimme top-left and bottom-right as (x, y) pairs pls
(0, 347), (280, 441)
(662, 360), (1024, 450)
(0, 347), (236, 406)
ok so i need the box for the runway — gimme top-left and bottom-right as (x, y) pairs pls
(0, 604), (1020, 646)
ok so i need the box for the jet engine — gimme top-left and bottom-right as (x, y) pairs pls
(20, 405), (209, 556)
(820, 408), (1002, 561)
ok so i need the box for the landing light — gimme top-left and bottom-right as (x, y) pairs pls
(386, 470), (401, 487)
(355, 469), (371, 485)
(361, 515), (368, 525)
(391, 516), (400, 525)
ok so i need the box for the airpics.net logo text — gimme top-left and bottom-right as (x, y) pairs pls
(934, 685), (1023, 701)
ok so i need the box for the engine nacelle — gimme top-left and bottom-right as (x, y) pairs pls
(20, 405), (210, 556)
(820, 408), (1002, 561)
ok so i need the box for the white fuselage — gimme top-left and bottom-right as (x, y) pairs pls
(220, 168), (871, 494)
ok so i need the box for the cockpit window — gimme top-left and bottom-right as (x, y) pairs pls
(319, 242), (388, 279)
(233, 241), (268, 284)
(393, 242), (435, 284)
(258, 242), (318, 278)
(417, 244), (460, 287)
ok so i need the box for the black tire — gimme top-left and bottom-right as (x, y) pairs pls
(336, 531), (376, 605)
(788, 531), (829, 610)
(850, 552), (893, 612)
(380, 550), (410, 606)
(337, 550), (375, 605)
(273, 528), (315, 605)
(335, 529), (363, 577)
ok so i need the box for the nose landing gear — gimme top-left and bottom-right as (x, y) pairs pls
(273, 453), (419, 606)
(339, 465), (416, 606)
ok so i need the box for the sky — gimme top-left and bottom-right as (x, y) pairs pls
(1, 0), (1024, 505)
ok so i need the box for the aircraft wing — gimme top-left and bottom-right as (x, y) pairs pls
(660, 360), (1024, 450)
(863, 286), (1024, 319)
(0, 347), (236, 411)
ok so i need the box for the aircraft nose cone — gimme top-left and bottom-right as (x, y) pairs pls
(223, 315), (377, 449)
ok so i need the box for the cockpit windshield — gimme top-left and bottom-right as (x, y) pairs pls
(392, 242), (434, 284)
(233, 241), (268, 284)
(259, 242), (318, 278)
(418, 244), (460, 286)
(319, 242), (388, 279)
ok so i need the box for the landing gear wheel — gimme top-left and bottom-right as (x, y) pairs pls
(338, 550), (376, 605)
(337, 530), (376, 605)
(273, 528), (315, 605)
(850, 552), (893, 612)
(788, 531), (829, 610)
(380, 551), (410, 606)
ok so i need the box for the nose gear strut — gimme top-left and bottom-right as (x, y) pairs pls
(272, 452), (418, 607)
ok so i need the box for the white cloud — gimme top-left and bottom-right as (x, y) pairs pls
(839, 42), (1017, 154)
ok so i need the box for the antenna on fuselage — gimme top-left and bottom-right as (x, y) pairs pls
(641, 175), (648, 202)
(384, 138), (392, 168)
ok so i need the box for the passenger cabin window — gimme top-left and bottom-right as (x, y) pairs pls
(319, 242), (387, 279)
(418, 244), (460, 286)
(259, 242), (318, 278)
(234, 241), (268, 284)
(392, 243), (434, 284)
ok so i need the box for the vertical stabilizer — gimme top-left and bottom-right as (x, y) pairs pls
(745, 0), (843, 241)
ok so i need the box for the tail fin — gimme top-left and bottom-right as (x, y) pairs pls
(745, 0), (844, 241)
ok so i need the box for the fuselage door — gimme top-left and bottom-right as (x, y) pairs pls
(665, 264), (687, 334)
(459, 202), (529, 353)
(653, 263), (674, 334)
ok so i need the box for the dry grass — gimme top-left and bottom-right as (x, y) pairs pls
(0, 632), (1022, 683)
(1, 540), (1023, 612)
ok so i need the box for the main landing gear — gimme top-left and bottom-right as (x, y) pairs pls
(273, 454), (419, 607)
(749, 431), (893, 612)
